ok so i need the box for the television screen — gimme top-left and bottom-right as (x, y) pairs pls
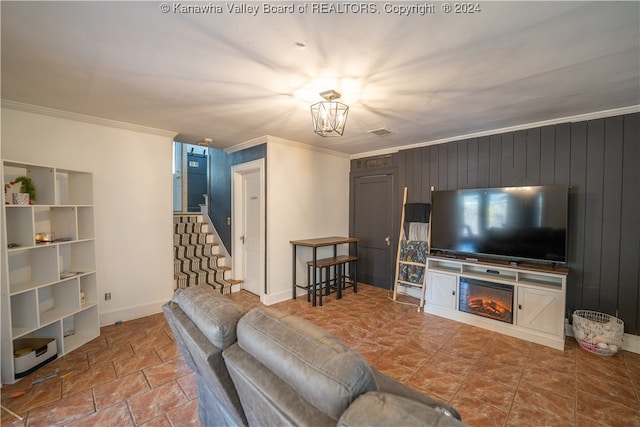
(430, 185), (568, 264)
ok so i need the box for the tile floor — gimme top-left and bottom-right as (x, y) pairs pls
(2, 284), (639, 426)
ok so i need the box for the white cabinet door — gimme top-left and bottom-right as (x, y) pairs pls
(427, 271), (457, 310)
(516, 287), (563, 335)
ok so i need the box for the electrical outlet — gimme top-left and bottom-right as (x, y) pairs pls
(105, 292), (112, 301)
(227, 217), (231, 225)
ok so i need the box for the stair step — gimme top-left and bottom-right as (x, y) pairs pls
(227, 279), (244, 285)
(173, 213), (235, 294)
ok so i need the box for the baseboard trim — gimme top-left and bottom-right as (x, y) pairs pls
(99, 299), (166, 327)
(261, 288), (292, 306)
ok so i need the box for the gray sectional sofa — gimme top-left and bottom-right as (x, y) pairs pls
(162, 285), (466, 426)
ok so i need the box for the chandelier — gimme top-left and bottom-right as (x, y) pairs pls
(310, 90), (349, 137)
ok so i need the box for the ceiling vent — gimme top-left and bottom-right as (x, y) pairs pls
(369, 128), (391, 136)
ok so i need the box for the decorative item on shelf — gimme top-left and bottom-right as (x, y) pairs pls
(4, 176), (36, 205)
(36, 232), (55, 243)
(310, 89), (349, 137)
(4, 181), (19, 204)
(63, 317), (75, 337)
(60, 271), (80, 280)
(572, 310), (624, 356)
(12, 193), (29, 205)
(80, 291), (86, 306)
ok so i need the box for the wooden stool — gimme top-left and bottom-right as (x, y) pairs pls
(307, 255), (358, 306)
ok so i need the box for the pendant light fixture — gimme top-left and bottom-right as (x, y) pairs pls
(310, 90), (349, 136)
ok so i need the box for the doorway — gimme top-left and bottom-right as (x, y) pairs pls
(352, 173), (396, 289)
(232, 159), (266, 299)
(173, 141), (209, 213)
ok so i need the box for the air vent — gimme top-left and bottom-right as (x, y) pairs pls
(355, 155), (392, 169)
(368, 128), (391, 136)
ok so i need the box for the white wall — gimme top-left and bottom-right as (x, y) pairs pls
(1, 106), (175, 325)
(265, 137), (350, 304)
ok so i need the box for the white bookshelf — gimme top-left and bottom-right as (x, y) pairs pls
(1, 160), (100, 384)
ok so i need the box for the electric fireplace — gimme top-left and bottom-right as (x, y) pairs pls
(459, 277), (514, 324)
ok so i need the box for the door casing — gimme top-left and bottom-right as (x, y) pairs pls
(232, 159), (266, 300)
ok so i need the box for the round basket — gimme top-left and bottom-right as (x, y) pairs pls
(572, 310), (623, 356)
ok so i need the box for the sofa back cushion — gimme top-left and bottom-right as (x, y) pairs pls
(171, 285), (247, 350)
(235, 308), (377, 421)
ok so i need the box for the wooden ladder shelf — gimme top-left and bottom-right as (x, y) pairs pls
(392, 187), (431, 310)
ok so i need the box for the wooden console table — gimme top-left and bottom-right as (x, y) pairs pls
(291, 237), (359, 306)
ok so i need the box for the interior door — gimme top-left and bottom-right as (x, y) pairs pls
(353, 174), (395, 289)
(242, 170), (261, 295)
(187, 149), (208, 212)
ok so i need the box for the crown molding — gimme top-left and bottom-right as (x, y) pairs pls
(226, 135), (350, 158)
(1, 99), (178, 139)
(225, 135), (268, 154)
(352, 105), (640, 160)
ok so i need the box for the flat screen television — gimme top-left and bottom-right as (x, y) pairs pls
(430, 185), (568, 265)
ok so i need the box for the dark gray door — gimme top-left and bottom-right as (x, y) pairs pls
(187, 151), (208, 212)
(353, 174), (395, 289)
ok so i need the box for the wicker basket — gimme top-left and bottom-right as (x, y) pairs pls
(572, 310), (623, 356)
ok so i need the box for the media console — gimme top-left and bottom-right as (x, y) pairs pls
(425, 255), (568, 350)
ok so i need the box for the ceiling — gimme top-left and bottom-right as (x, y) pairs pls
(1, 1), (639, 157)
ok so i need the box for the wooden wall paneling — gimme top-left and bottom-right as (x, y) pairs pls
(457, 140), (468, 189)
(501, 133), (514, 186)
(600, 116), (624, 315)
(353, 113), (638, 333)
(477, 136), (490, 188)
(526, 128), (542, 185)
(540, 126), (556, 185)
(555, 123), (571, 185)
(413, 148), (423, 202)
(619, 113), (640, 334)
(421, 147), (431, 202)
(582, 119), (605, 309)
(429, 145), (439, 191)
(405, 150), (415, 200)
(513, 130), (527, 185)
(397, 150), (408, 203)
(568, 122), (588, 312)
(438, 144), (449, 190)
(467, 138), (479, 188)
(447, 142), (458, 190)
(489, 135), (502, 187)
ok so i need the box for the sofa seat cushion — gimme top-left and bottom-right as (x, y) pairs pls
(338, 392), (468, 427)
(235, 308), (377, 421)
(171, 285), (247, 350)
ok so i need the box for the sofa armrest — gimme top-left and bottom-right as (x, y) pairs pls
(371, 367), (462, 420)
(338, 392), (468, 427)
